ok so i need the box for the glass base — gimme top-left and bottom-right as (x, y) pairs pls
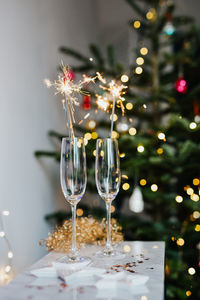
(58, 255), (91, 266)
(95, 248), (125, 259)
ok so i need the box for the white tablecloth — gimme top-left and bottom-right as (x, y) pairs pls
(0, 241), (165, 300)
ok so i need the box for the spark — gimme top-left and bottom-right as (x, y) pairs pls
(44, 63), (96, 139)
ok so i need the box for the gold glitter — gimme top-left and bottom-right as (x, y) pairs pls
(45, 217), (123, 252)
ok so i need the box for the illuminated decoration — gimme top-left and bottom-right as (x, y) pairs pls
(129, 186), (144, 213)
(116, 118), (129, 132)
(135, 67), (143, 74)
(91, 132), (98, 139)
(126, 102), (133, 110)
(122, 174), (128, 179)
(87, 120), (96, 130)
(121, 74), (129, 83)
(76, 208), (84, 217)
(84, 138), (88, 146)
(133, 20), (141, 29)
(175, 195), (183, 203)
(112, 131), (119, 139)
(146, 8), (157, 21)
(89, 57), (93, 62)
(189, 122), (197, 130)
(136, 57), (144, 65)
(151, 184), (158, 192)
(84, 132), (92, 140)
(0, 211), (14, 286)
(186, 291), (192, 297)
(120, 153), (125, 158)
(140, 179), (147, 186)
(195, 224), (200, 232)
(110, 205), (115, 213)
(193, 211), (200, 219)
(140, 47), (148, 55)
(137, 145), (144, 153)
(93, 150), (96, 157)
(186, 188), (194, 195)
(157, 148), (163, 155)
(109, 114), (118, 122)
(193, 178), (199, 186)
(175, 77), (188, 94)
(176, 238), (184, 246)
(188, 267), (196, 275)
(191, 194), (199, 202)
(45, 63), (96, 139)
(157, 132), (165, 140)
(122, 183), (130, 191)
(129, 127), (137, 136)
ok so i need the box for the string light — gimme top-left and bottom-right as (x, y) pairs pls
(91, 132), (98, 139)
(175, 195), (183, 203)
(129, 127), (137, 136)
(89, 57), (93, 62)
(151, 184), (158, 192)
(146, 8), (156, 21)
(191, 194), (199, 202)
(140, 47), (148, 55)
(133, 20), (141, 29)
(177, 238), (184, 246)
(157, 132), (165, 140)
(126, 103), (133, 110)
(93, 150), (96, 157)
(137, 145), (144, 152)
(84, 138), (88, 146)
(84, 132), (92, 140)
(135, 67), (143, 74)
(195, 224), (200, 232)
(186, 188), (194, 195)
(0, 231), (5, 237)
(157, 148), (163, 155)
(87, 120), (96, 129)
(109, 114), (118, 121)
(186, 291), (192, 297)
(188, 267), (196, 275)
(136, 57), (144, 65)
(121, 74), (129, 83)
(112, 131), (119, 139)
(193, 178), (199, 185)
(140, 179), (147, 186)
(122, 183), (130, 191)
(76, 208), (84, 217)
(189, 122), (197, 130)
(193, 211), (200, 219)
(120, 153), (126, 158)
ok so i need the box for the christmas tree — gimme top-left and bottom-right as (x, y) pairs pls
(36, 0), (200, 298)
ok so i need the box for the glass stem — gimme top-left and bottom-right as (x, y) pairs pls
(71, 204), (77, 255)
(106, 202), (112, 250)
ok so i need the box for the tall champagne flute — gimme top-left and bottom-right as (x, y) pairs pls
(95, 138), (122, 257)
(60, 137), (90, 264)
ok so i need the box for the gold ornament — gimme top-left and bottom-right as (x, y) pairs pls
(44, 217), (124, 252)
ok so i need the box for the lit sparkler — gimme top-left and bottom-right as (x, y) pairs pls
(96, 73), (127, 138)
(45, 63), (96, 140)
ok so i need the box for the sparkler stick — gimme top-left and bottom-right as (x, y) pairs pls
(96, 73), (127, 139)
(44, 63), (96, 140)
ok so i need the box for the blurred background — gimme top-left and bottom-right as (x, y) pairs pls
(1, 1), (200, 298)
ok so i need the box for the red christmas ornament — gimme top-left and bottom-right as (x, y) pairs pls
(65, 70), (75, 81)
(83, 95), (91, 110)
(175, 77), (188, 94)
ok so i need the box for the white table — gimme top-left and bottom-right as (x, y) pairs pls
(0, 241), (165, 300)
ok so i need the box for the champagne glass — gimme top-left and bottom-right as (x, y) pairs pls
(60, 137), (90, 264)
(95, 138), (122, 257)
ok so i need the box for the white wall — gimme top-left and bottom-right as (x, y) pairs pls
(0, 0), (97, 273)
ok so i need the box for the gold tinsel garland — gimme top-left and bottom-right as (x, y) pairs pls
(45, 217), (124, 252)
